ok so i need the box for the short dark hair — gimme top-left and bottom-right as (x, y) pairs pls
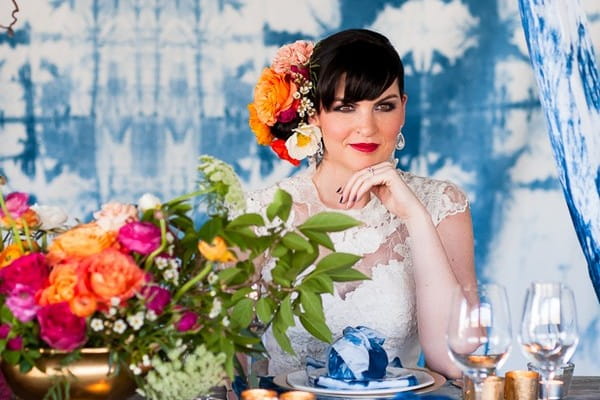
(310, 29), (405, 111)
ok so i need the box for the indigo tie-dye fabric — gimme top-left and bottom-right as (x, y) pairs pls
(0, 0), (599, 373)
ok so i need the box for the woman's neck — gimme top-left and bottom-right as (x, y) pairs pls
(311, 159), (371, 210)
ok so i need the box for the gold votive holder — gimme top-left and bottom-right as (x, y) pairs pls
(279, 390), (316, 400)
(462, 375), (504, 400)
(527, 362), (574, 399)
(240, 388), (279, 400)
(505, 370), (539, 400)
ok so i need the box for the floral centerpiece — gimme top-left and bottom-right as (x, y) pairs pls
(0, 156), (366, 400)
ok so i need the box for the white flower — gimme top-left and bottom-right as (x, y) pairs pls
(127, 312), (145, 331)
(108, 307), (118, 317)
(90, 318), (104, 332)
(146, 310), (157, 321)
(130, 364), (142, 375)
(207, 272), (218, 285)
(155, 257), (168, 270)
(208, 299), (222, 319)
(285, 123), (322, 160)
(165, 232), (175, 243)
(138, 193), (161, 212)
(142, 354), (151, 367)
(110, 297), (121, 307)
(31, 204), (68, 230)
(222, 316), (230, 327)
(113, 319), (127, 334)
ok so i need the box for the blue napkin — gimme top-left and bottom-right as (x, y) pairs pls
(314, 373), (418, 390)
(327, 326), (389, 380)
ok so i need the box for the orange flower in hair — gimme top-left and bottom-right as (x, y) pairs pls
(248, 104), (274, 145)
(252, 68), (297, 126)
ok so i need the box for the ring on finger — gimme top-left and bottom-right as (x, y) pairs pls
(367, 167), (375, 176)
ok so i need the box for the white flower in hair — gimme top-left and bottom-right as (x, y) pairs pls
(285, 123), (322, 160)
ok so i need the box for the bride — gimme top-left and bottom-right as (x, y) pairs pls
(246, 28), (476, 379)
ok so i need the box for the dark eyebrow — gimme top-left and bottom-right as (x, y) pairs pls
(333, 94), (400, 103)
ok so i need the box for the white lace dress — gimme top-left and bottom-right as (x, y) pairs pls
(245, 165), (468, 376)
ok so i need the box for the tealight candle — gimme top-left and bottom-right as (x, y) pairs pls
(539, 380), (564, 400)
(240, 388), (278, 400)
(505, 370), (539, 400)
(279, 390), (316, 400)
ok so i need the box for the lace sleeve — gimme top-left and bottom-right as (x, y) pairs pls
(405, 174), (469, 226)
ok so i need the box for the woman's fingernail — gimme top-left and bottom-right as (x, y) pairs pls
(339, 196), (343, 203)
(336, 187), (342, 193)
(352, 195), (357, 202)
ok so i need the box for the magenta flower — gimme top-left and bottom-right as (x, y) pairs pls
(0, 192), (30, 219)
(0, 324), (10, 339)
(0, 253), (49, 295)
(6, 284), (40, 322)
(118, 221), (161, 255)
(7, 337), (23, 351)
(142, 285), (171, 315)
(176, 310), (199, 332)
(278, 107), (297, 123)
(37, 302), (87, 351)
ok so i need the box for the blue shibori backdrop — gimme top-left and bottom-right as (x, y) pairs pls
(0, 0), (598, 373)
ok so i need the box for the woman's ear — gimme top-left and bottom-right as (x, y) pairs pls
(308, 114), (320, 126)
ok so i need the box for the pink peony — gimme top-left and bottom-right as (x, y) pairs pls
(142, 285), (171, 315)
(94, 202), (139, 232)
(0, 253), (49, 295)
(7, 337), (22, 351)
(37, 302), (87, 351)
(0, 192), (30, 219)
(0, 324), (10, 339)
(175, 310), (199, 332)
(6, 284), (40, 322)
(118, 221), (161, 255)
(271, 40), (314, 74)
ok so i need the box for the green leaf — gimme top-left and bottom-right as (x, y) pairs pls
(281, 232), (313, 252)
(271, 265), (291, 287)
(218, 268), (241, 284)
(227, 213), (264, 228)
(301, 274), (334, 294)
(289, 246), (318, 274)
(255, 297), (274, 325)
(300, 229), (335, 251)
(231, 298), (254, 329)
(313, 253), (361, 274)
(272, 320), (295, 355)
(266, 189), (292, 222)
(271, 243), (288, 258)
(225, 226), (257, 238)
(0, 305), (14, 323)
(298, 212), (361, 232)
(197, 217), (224, 242)
(299, 289), (325, 322)
(327, 268), (370, 282)
(299, 314), (332, 343)
(2, 350), (19, 364)
(230, 287), (253, 304)
(278, 295), (295, 328)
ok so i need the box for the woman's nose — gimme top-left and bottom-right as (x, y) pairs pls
(355, 111), (377, 136)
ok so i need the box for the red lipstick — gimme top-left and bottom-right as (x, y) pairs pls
(350, 143), (379, 153)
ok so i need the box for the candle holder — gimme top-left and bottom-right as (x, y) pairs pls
(505, 370), (539, 400)
(279, 390), (316, 400)
(240, 388), (279, 400)
(527, 362), (574, 399)
(462, 375), (504, 400)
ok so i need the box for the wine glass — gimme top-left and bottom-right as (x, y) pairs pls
(518, 281), (579, 400)
(446, 283), (512, 400)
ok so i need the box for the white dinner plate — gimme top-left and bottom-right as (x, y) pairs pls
(284, 367), (435, 398)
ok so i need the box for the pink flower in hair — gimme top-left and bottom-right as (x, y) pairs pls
(272, 40), (314, 74)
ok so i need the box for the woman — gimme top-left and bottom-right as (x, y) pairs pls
(247, 29), (475, 379)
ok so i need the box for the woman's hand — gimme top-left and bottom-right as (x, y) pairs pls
(339, 161), (425, 220)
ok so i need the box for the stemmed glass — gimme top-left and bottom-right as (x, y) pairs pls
(446, 283), (512, 400)
(518, 281), (579, 400)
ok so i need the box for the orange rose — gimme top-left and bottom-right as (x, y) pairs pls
(252, 68), (296, 126)
(38, 263), (78, 305)
(248, 103), (275, 145)
(81, 248), (146, 303)
(198, 236), (237, 263)
(47, 223), (117, 264)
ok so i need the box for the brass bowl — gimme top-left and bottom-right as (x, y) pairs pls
(1, 348), (137, 400)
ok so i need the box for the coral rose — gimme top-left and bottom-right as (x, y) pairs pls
(248, 103), (274, 145)
(47, 223), (117, 264)
(271, 40), (314, 74)
(0, 252), (49, 295)
(252, 68), (296, 126)
(118, 221), (161, 255)
(81, 248), (146, 303)
(37, 302), (87, 351)
(94, 202), (138, 232)
(198, 236), (237, 263)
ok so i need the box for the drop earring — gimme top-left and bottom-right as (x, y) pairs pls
(395, 131), (405, 150)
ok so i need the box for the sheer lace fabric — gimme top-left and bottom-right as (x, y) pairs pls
(245, 166), (468, 376)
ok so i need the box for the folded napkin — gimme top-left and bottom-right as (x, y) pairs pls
(314, 373), (418, 390)
(327, 326), (389, 380)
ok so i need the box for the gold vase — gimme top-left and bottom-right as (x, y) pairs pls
(1, 348), (137, 400)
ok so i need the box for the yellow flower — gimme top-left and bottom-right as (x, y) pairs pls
(0, 244), (27, 268)
(198, 237), (237, 263)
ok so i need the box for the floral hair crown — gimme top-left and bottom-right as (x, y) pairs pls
(248, 40), (322, 166)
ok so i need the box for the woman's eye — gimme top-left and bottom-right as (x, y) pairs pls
(376, 102), (396, 112)
(333, 104), (354, 112)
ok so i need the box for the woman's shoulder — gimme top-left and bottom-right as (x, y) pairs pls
(401, 171), (470, 225)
